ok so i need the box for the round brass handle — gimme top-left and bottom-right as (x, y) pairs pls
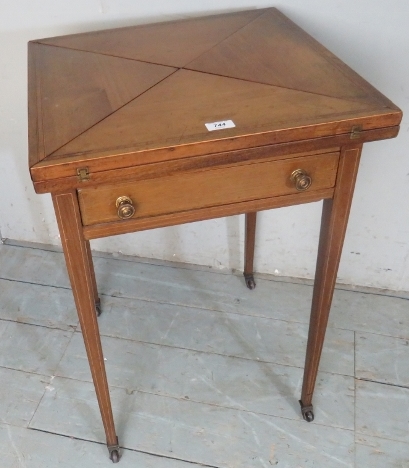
(116, 196), (135, 219)
(290, 169), (312, 191)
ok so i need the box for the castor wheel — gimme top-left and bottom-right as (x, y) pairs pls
(110, 450), (120, 463)
(95, 298), (102, 317)
(244, 273), (256, 290)
(108, 438), (121, 463)
(299, 400), (314, 422)
(303, 409), (314, 422)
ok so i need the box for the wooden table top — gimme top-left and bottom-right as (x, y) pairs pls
(28, 8), (402, 188)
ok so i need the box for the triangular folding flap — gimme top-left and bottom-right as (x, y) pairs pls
(187, 9), (377, 102)
(35, 44), (176, 157)
(51, 69), (381, 159)
(36, 9), (265, 68)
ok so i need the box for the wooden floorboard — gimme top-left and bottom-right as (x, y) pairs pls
(0, 242), (408, 467)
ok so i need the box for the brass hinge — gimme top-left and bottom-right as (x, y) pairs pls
(76, 167), (90, 182)
(350, 125), (362, 139)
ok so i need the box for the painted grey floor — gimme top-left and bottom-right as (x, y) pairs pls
(0, 241), (409, 467)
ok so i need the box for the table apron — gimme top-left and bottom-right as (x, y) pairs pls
(82, 187), (334, 240)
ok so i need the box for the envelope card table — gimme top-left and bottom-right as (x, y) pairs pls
(28, 8), (402, 462)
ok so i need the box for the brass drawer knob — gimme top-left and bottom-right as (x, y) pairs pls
(116, 196), (135, 219)
(290, 169), (312, 191)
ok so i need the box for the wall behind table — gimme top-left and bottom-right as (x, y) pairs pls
(0, 1), (408, 291)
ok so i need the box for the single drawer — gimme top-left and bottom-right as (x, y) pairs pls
(78, 151), (339, 226)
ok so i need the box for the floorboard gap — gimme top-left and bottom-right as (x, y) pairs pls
(28, 427), (220, 467)
(355, 377), (409, 390)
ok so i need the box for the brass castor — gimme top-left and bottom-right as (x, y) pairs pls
(108, 438), (121, 463)
(110, 450), (120, 463)
(299, 400), (314, 422)
(244, 273), (256, 290)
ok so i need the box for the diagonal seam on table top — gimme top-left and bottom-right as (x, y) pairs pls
(179, 8), (383, 104)
(33, 34), (383, 108)
(32, 54), (394, 165)
(30, 7), (401, 165)
(41, 68), (180, 161)
(31, 40), (182, 74)
(177, 8), (271, 72)
(46, 79), (392, 161)
(181, 66), (398, 107)
(33, 44), (178, 160)
(32, 5), (396, 163)
(48, 107), (388, 160)
(33, 8), (268, 69)
(31, 9), (271, 162)
(41, 70), (390, 161)
(271, 8), (399, 109)
(184, 8), (392, 107)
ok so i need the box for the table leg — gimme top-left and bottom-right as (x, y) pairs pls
(244, 211), (257, 289)
(300, 145), (362, 422)
(85, 240), (101, 316)
(52, 191), (120, 462)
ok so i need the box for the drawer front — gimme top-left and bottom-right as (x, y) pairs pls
(78, 152), (339, 226)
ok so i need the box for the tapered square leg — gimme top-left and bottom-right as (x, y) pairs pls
(52, 191), (120, 461)
(300, 145), (362, 421)
(244, 212), (257, 290)
(84, 240), (101, 316)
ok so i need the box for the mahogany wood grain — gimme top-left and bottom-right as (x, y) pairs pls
(31, 126), (399, 193)
(85, 239), (99, 306)
(27, 42), (44, 167)
(83, 188), (334, 240)
(28, 8), (401, 184)
(27, 8), (402, 455)
(300, 145), (362, 408)
(34, 44), (175, 158)
(33, 146), (337, 193)
(36, 9), (265, 67)
(48, 69), (393, 162)
(187, 9), (374, 102)
(78, 152), (339, 226)
(244, 212), (257, 276)
(52, 191), (117, 447)
(30, 109), (400, 184)
(271, 9), (400, 110)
